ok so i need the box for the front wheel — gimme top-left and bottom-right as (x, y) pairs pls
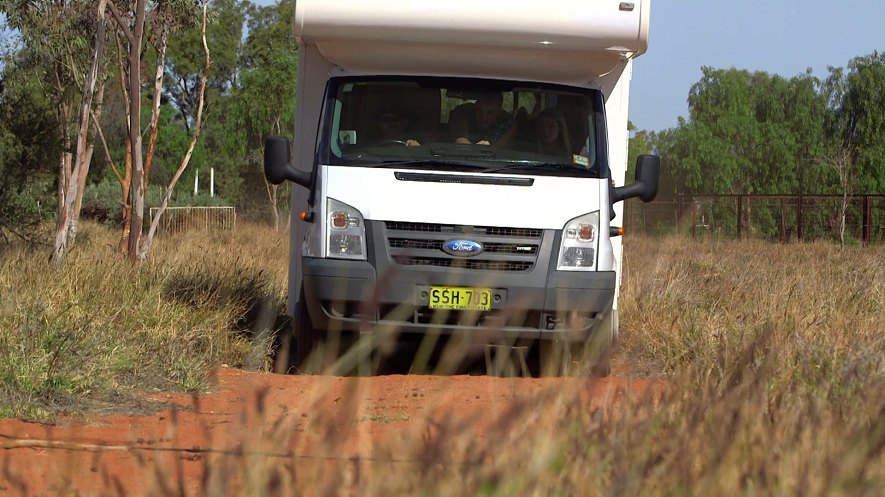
(538, 311), (615, 377)
(293, 291), (358, 375)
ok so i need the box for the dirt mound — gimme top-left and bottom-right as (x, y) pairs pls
(0, 367), (663, 496)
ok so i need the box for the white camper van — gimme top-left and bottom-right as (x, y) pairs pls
(265, 0), (659, 375)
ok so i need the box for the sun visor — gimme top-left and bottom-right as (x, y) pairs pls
(294, 0), (650, 83)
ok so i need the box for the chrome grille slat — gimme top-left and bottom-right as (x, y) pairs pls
(384, 222), (542, 272)
(394, 257), (533, 272)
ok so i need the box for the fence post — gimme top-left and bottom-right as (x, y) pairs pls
(675, 196), (681, 235)
(736, 195), (743, 239)
(780, 197), (787, 242)
(862, 195), (872, 247)
(797, 194), (803, 242)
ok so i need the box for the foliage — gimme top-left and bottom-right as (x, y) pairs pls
(656, 54), (884, 199)
(82, 176), (229, 224)
(0, 51), (57, 240)
(152, 103), (208, 187)
(164, 0), (245, 126)
(202, 0), (296, 207)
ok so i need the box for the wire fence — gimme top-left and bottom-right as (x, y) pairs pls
(148, 206), (237, 234)
(625, 194), (885, 245)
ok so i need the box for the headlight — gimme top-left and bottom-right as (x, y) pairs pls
(325, 198), (367, 260)
(557, 211), (599, 271)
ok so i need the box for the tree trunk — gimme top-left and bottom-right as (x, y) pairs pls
(839, 192), (848, 250)
(265, 180), (280, 232)
(70, 4), (108, 244)
(125, 0), (147, 264)
(267, 115), (282, 231)
(112, 33), (133, 255)
(144, 28), (168, 184)
(51, 59), (72, 266)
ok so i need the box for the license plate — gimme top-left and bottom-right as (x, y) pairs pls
(429, 286), (492, 311)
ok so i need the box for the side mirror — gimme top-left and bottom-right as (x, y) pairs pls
(612, 154), (660, 203)
(264, 136), (311, 188)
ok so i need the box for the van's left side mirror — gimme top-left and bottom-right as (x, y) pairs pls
(264, 136), (311, 188)
(612, 154), (660, 203)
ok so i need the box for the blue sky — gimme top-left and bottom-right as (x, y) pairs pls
(631, 0), (885, 131)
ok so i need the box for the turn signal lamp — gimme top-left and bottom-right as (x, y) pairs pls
(331, 211), (348, 229)
(578, 224), (594, 241)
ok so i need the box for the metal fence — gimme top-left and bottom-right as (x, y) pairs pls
(148, 206), (237, 234)
(624, 194), (885, 245)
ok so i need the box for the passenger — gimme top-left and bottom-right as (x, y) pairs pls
(375, 108), (421, 146)
(532, 109), (572, 158)
(449, 92), (522, 147)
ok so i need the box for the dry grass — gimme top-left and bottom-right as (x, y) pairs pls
(1, 225), (883, 495)
(0, 221), (289, 419)
(199, 235), (883, 497)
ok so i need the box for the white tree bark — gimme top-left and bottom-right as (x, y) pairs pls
(51, 0), (107, 265)
(138, 1), (212, 261)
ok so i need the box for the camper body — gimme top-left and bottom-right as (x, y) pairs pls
(266, 0), (659, 374)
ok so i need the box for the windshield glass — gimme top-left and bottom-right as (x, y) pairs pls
(323, 77), (605, 177)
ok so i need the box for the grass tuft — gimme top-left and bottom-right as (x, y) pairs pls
(0, 221), (289, 420)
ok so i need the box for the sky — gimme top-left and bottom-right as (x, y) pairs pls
(630, 0), (885, 131)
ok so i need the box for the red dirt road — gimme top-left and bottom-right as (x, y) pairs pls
(0, 368), (662, 496)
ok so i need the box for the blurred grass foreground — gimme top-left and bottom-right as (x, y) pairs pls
(0, 222), (882, 495)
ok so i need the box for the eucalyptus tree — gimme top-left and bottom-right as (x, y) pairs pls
(827, 51), (885, 194)
(1, 0), (110, 263)
(107, 0), (212, 261)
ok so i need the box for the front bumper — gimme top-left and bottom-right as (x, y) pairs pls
(301, 257), (615, 341)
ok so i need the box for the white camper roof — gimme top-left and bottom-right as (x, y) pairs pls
(294, 0), (650, 84)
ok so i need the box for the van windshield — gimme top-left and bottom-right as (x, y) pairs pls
(323, 77), (605, 177)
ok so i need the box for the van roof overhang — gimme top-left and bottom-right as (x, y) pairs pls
(294, 0), (650, 85)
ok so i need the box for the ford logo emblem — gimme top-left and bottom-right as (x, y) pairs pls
(442, 239), (484, 257)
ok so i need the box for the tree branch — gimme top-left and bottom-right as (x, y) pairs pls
(139, 1), (213, 260)
(107, 2), (134, 44)
(90, 111), (123, 185)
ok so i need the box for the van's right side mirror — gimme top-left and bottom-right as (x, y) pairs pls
(612, 154), (660, 203)
(264, 136), (311, 188)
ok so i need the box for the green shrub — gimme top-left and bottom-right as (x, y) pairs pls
(82, 178), (232, 224)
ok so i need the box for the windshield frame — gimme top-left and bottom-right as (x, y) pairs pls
(318, 75), (610, 179)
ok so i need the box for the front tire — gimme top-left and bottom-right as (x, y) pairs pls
(539, 311), (614, 377)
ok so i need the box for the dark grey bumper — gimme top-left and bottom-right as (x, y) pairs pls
(301, 257), (615, 341)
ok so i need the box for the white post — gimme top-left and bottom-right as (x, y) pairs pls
(210, 167), (215, 198)
(194, 169), (199, 195)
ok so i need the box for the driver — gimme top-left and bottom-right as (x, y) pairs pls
(448, 92), (522, 147)
(376, 108), (421, 146)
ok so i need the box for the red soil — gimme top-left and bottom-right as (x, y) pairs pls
(0, 367), (662, 496)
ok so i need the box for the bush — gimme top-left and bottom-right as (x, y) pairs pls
(82, 178), (232, 224)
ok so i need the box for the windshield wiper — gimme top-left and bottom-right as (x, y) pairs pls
(341, 159), (490, 170)
(429, 143), (496, 159)
(479, 163), (593, 174)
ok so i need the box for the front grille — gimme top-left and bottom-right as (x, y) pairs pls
(389, 238), (538, 255)
(384, 222), (542, 272)
(385, 221), (542, 239)
(394, 256), (533, 272)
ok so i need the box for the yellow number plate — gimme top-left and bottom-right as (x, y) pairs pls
(429, 286), (492, 311)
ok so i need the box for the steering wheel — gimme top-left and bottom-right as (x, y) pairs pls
(374, 139), (409, 147)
